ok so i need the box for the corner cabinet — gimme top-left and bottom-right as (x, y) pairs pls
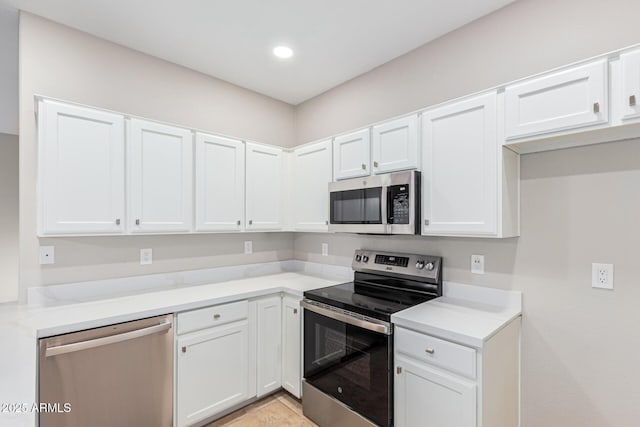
(246, 143), (285, 230)
(195, 133), (245, 232)
(371, 114), (419, 174)
(128, 119), (194, 233)
(292, 140), (332, 231)
(38, 99), (126, 235)
(421, 91), (519, 237)
(333, 129), (371, 180)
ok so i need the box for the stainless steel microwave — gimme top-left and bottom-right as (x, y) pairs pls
(328, 170), (421, 234)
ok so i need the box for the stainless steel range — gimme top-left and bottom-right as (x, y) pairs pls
(302, 249), (443, 427)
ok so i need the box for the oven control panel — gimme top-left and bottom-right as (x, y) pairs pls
(352, 249), (441, 281)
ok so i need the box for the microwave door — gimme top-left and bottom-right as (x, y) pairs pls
(329, 187), (388, 234)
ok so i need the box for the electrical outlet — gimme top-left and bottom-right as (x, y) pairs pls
(471, 255), (485, 274)
(140, 248), (153, 265)
(322, 243), (329, 257)
(244, 241), (253, 254)
(592, 263), (614, 290)
(39, 246), (55, 265)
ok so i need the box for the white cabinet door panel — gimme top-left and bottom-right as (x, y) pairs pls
(422, 92), (497, 236)
(257, 296), (282, 397)
(246, 143), (284, 230)
(395, 356), (476, 427)
(39, 100), (125, 235)
(620, 49), (640, 121)
(128, 119), (193, 233)
(372, 115), (419, 174)
(504, 59), (608, 140)
(195, 133), (245, 231)
(176, 321), (250, 427)
(281, 295), (302, 398)
(333, 129), (371, 180)
(292, 140), (332, 231)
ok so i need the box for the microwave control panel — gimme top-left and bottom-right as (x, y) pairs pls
(389, 184), (410, 224)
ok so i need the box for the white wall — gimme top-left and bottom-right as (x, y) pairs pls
(292, 0), (640, 426)
(0, 133), (18, 303)
(18, 12), (296, 298)
(0, 5), (18, 135)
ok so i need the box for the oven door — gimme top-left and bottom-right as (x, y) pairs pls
(328, 175), (388, 234)
(303, 302), (392, 427)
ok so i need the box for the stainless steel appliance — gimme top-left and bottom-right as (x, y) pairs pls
(302, 249), (442, 427)
(38, 314), (173, 427)
(328, 170), (421, 235)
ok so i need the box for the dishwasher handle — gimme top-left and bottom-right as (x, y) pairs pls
(45, 321), (172, 358)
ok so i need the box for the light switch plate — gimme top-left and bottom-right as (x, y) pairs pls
(322, 243), (329, 257)
(39, 246), (55, 265)
(471, 254), (485, 274)
(244, 241), (253, 254)
(140, 248), (153, 265)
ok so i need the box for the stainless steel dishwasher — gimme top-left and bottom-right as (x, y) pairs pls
(38, 314), (174, 427)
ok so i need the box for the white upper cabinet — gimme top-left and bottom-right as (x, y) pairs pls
(422, 92), (519, 237)
(195, 133), (245, 232)
(246, 143), (284, 230)
(333, 129), (371, 180)
(292, 140), (332, 231)
(38, 100), (125, 235)
(618, 49), (640, 122)
(504, 59), (608, 140)
(372, 115), (419, 174)
(128, 119), (193, 233)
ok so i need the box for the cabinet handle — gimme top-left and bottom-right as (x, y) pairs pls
(630, 95), (637, 107)
(593, 102), (600, 113)
(425, 347), (435, 354)
(361, 163), (366, 170)
(213, 314), (221, 320)
(237, 220), (241, 226)
(424, 219), (430, 226)
(373, 161), (379, 168)
(249, 220), (253, 225)
(115, 219), (121, 225)
(293, 308), (298, 314)
(181, 346), (186, 353)
(396, 366), (402, 374)
(135, 219), (140, 226)
(325, 220), (329, 225)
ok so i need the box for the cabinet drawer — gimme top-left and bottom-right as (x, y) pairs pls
(177, 300), (248, 335)
(395, 327), (476, 379)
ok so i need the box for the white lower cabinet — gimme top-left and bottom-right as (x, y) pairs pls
(176, 301), (253, 427)
(256, 296), (283, 397)
(394, 319), (521, 427)
(281, 295), (302, 398)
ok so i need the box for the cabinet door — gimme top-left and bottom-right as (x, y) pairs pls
(333, 129), (371, 180)
(281, 295), (302, 398)
(422, 92), (497, 236)
(176, 321), (250, 427)
(195, 133), (245, 232)
(619, 49), (640, 121)
(395, 356), (476, 427)
(256, 296), (282, 397)
(38, 100), (125, 235)
(246, 143), (284, 230)
(292, 140), (332, 231)
(128, 119), (193, 233)
(504, 59), (607, 140)
(372, 115), (419, 174)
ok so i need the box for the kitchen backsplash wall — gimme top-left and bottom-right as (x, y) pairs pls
(0, 133), (18, 303)
(17, 12), (296, 300)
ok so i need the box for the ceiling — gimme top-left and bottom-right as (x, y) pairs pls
(3, 0), (516, 105)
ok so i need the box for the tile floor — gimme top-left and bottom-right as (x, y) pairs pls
(206, 392), (318, 427)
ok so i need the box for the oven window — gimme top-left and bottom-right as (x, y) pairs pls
(304, 309), (391, 427)
(330, 188), (383, 224)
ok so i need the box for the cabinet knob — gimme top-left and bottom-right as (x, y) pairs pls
(593, 102), (600, 113)
(237, 220), (241, 226)
(135, 219), (140, 226)
(396, 366), (402, 374)
(630, 95), (637, 107)
(361, 163), (366, 170)
(425, 348), (435, 354)
(373, 161), (379, 168)
(325, 220), (329, 225)
(115, 218), (121, 225)
(293, 308), (298, 314)
(181, 346), (187, 353)
(213, 314), (221, 320)
(424, 219), (430, 226)
(249, 220), (253, 225)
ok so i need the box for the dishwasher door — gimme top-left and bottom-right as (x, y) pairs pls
(38, 314), (173, 427)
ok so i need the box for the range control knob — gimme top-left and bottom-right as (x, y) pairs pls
(425, 262), (435, 271)
(362, 255), (369, 263)
(416, 261), (425, 270)
(355, 255), (362, 262)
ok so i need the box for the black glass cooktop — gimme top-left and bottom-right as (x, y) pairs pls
(304, 277), (439, 322)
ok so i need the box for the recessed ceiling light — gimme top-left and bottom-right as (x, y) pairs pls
(273, 46), (294, 59)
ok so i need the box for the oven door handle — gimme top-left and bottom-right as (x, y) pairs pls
(301, 300), (391, 335)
